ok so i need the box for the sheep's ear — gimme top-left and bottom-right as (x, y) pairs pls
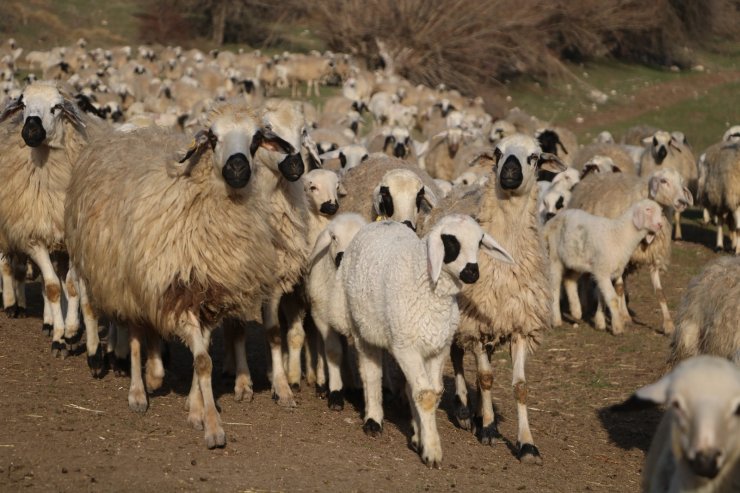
(682, 186), (694, 206)
(250, 127), (295, 156)
(320, 149), (341, 161)
(582, 164), (599, 179)
(611, 376), (671, 412)
(308, 228), (332, 266)
(611, 165), (622, 173)
(422, 185), (438, 208)
(632, 205), (647, 230)
(61, 98), (86, 128)
(383, 135), (394, 152)
(480, 234), (514, 264)
(648, 176), (660, 199)
(557, 139), (569, 155)
(669, 138), (683, 152)
(302, 128), (322, 169)
(374, 185), (393, 218)
(426, 233), (445, 286)
(337, 181), (348, 197)
(641, 136), (653, 145)
(0, 95), (24, 122)
(538, 153), (567, 172)
(178, 129), (216, 164)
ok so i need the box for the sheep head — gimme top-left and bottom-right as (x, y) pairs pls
(643, 130), (682, 165)
(309, 213), (367, 268)
(426, 213), (513, 287)
(304, 169), (344, 217)
(372, 169), (437, 231)
(492, 134), (564, 196)
(648, 168), (693, 213)
(0, 81), (85, 148)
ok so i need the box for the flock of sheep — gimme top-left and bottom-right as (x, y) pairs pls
(0, 37), (738, 490)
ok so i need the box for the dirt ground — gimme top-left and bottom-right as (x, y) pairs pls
(0, 215), (726, 492)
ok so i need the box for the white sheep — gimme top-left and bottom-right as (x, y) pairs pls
(0, 81), (101, 359)
(698, 141), (740, 254)
(65, 102), (285, 448)
(613, 356), (740, 492)
(342, 214), (513, 467)
(421, 134), (565, 463)
(669, 256), (740, 366)
(307, 213), (368, 410)
(319, 143), (369, 175)
(544, 199), (665, 335)
(639, 130), (697, 240)
(537, 168), (580, 223)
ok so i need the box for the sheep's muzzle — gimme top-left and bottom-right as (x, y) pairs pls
(459, 263), (479, 284)
(278, 153), (304, 182)
(688, 449), (721, 479)
(22, 116), (46, 147)
(500, 156), (523, 190)
(393, 143), (407, 158)
(222, 153), (251, 189)
(320, 201), (339, 216)
(655, 146), (667, 164)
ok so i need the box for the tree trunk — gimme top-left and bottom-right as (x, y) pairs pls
(211, 0), (227, 45)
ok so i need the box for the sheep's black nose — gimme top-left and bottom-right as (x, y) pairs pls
(655, 146), (667, 164)
(499, 155), (523, 190)
(334, 252), (344, 268)
(222, 153), (251, 189)
(393, 143), (407, 158)
(402, 220), (416, 231)
(545, 212), (556, 222)
(689, 450), (721, 479)
(22, 116), (46, 147)
(320, 201), (339, 216)
(459, 263), (479, 284)
(278, 153), (304, 182)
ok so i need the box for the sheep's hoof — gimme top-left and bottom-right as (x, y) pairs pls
(422, 451), (442, 469)
(478, 422), (501, 446)
(315, 384), (328, 399)
(328, 391), (344, 411)
(51, 340), (69, 359)
(112, 356), (130, 377)
(64, 332), (82, 352)
(290, 382), (301, 393)
(271, 390), (296, 408)
(453, 395), (471, 431)
(234, 385), (254, 403)
(87, 345), (107, 378)
(4, 304), (25, 318)
(41, 323), (53, 336)
(714, 245), (725, 253)
(362, 418), (382, 437)
(128, 390), (148, 414)
(517, 443), (543, 465)
(205, 427), (226, 450)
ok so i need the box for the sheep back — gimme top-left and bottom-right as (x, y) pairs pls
(572, 143), (636, 174)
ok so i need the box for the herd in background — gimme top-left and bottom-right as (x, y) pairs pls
(0, 36), (738, 489)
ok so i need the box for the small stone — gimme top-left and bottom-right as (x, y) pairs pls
(190, 459), (197, 466)
(61, 467), (68, 474)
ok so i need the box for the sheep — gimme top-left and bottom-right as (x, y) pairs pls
(669, 256), (740, 366)
(698, 141), (740, 254)
(307, 213), (368, 410)
(0, 81), (101, 358)
(319, 144), (369, 175)
(572, 142), (637, 175)
(366, 126), (416, 161)
(613, 356), (740, 493)
(420, 134), (565, 463)
(537, 167), (580, 223)
(488, 119), (517, 144)
(639, 130), (698, 240)
(64, 102), (287, 448)
(0, 250), (26, 317)
(535, 127), (577, 166)
(544, 199), (664, 335)
(423, 126), (473, 181)
(339, 154), (439, 230)
(342, 215), (514, 467)
(567, 169), (693, 334)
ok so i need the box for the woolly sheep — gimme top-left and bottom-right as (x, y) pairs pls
(698, 141), (740, 254)
(421, 134), (566, 463)
(669, 256), (740, 366)
(0, 81), (101, 358)
(573, 142), (637, 175)
(65, 102), (287, 448)
(535, 127), (578, 166)
(319, 143), (369, 175)
(544, 199), (664, 334)
(307, 213), (368, 410)
(613, 356), (740, 492)
(339, 154), (439, 230)
(537, 167), (580, 223)
(342, 215), (513, 467)
(639, 130), (697, 240)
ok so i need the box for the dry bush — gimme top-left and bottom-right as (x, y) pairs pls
(304, 0), (740, 93)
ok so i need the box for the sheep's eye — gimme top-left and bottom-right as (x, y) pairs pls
(51, 103), (63, 114)
(660, 178), (668, 185)
(527, 153), (538, 165)
(653, 137), (658, 146)
(310, 185), (318, 192)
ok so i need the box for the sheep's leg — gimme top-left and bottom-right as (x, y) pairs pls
(354, 337), (383, 436)
(649, 266), (674, 335)
(550, 261), (564, 327)
(394, 349), (441, 468)
(595, 275), (622, 335)
(511, 335), (542, 465)
(127, 325), (148, 413)
(702, 208), (711, 224)
(473, 341), (498, 445)
(145, 330), (164, 392)
(41, 289), (53, 335)
(14, 278), (26, 315)
(715, 215), (725, 252)
(231, 322), (254, 403)
(304, 327), (317, 387)
(732, 208), (740, 255)
(181, 312), (225, 449)
(28, 244), (66, 357)
(313, 328), (327, 395)
(282, 295), (306, 390)
(450, 343), (471, 430)
(563, 271), (582, 321)
(1, 255), (17, 314)
(673, 210), (683, 240)
(324, 328), (345, 410)
(62, 269), (81, 350)
(110, 323), (130, 376)
(614, 276), (631, 323)
(222, 321), (235, 376)
(73, 272), (105, 377)
(314, 80), (320, 97)
(263, 296), (296, 407)
(593, 288), (607, 331)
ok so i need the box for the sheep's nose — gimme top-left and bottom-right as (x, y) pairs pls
(545, 212), (556, 222)
(393, 143), (407, 158)
(402, 220), (416, 231)
(689, 449), (721, 479)
(655, 146), (668, 164)
(459, 263), (479, 284)
(278, 153), (304, 182)
(222, 153), (251, 188)
(500, 155), (523, 190)
(334, 252), (344, 268)
(320, 201), (339, 216)
(22, 116), (46, 147)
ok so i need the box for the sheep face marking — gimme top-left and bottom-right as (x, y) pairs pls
(2, 84), (80, 148)
(493, 135), (542, 193)
(304, 169), (342, 216)
(373, 170), (435, 230)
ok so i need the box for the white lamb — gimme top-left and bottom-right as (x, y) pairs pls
(342, 214), (513, 467)
(613, 356), (740, 493)
(544, 199), (664, 334)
